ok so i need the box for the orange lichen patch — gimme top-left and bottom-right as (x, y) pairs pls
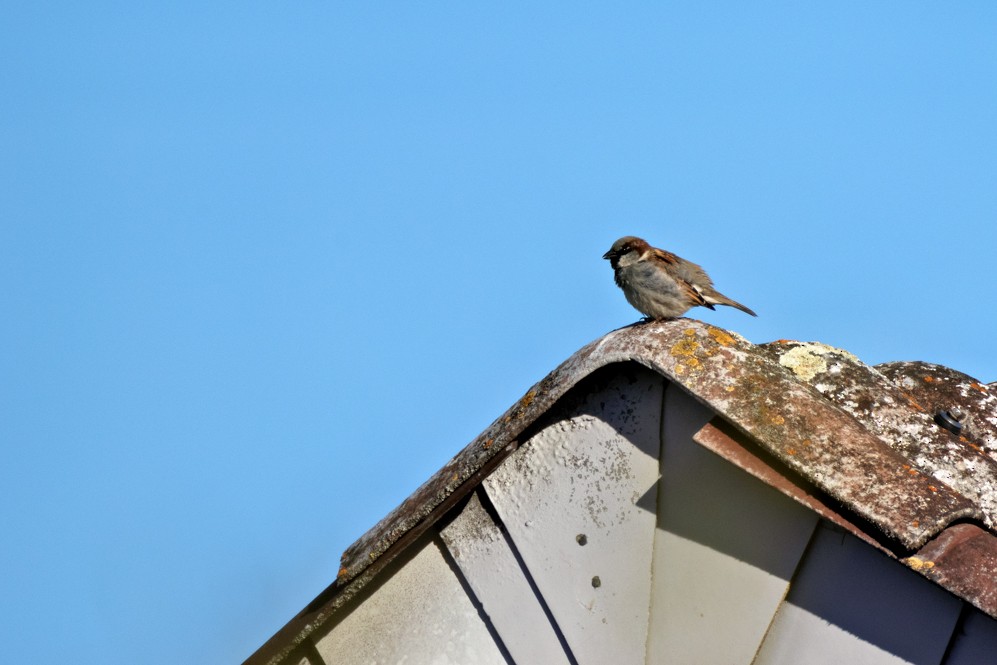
(755, 403), (786, 429)
(970, 382), (990, 394)
(787, 447), (797, 456)
(801, 438), (812, 447)
(671, 337), (700, 357)
(707, 327), (736, 347)
(482, 438), (494, 449)
(726, 385), (736, 392)
(684, 328), (697, 337)
(928, 485), (938, 493)
(518, 389), (537, 409)
(899, 390), (927, 412)
(337, 566), (350, 582)
(923, 376), (935, 383)
(905, 556), (935, 572)
(912, 520), (920, 529)
(673, 355), (703, 376)
(773, 339), (794, 344)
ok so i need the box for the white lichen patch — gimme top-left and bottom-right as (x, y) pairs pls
(778, 343), (859, 382)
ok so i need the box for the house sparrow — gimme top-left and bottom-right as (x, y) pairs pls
(603, 236), (757, 319)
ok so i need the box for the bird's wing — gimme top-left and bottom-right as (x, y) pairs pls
(647, 248), (716, 309)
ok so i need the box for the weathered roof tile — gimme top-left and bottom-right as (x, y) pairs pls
(877, 361), (997, 454)
(759, 342), (997, 533)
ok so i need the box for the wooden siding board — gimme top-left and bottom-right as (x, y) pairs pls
(311, 535), (507, 665)
(943, 607), (997, 665)
(439, 491), (573, 665)
(753, 602), (914, 665)
(646, 387), (819, 664)
(483, 367), (664, 665)
(754, 523), (963, 665)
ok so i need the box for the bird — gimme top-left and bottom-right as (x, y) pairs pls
(603, 236), (757, 320)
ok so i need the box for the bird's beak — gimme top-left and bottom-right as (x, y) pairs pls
(602, 250), (615, 260)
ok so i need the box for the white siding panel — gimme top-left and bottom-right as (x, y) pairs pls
(484, 367), (664, 665)
(754, 523), (962, 665)
(944, 607), (997, 665)
(753, 602), (913, 665)
(440, 492), (572, 665)
(312, 535), (507, 665)
(646, 387), (819, 665)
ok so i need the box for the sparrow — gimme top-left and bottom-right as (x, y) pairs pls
(603, 236), (757, 320)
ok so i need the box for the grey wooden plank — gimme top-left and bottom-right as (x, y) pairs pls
(484, 367), (664, 665)
(646, 386), (819, 665)
(440, 492), (573, 665)
(755, 523), (962, 665)
(312, 534), (508, 665)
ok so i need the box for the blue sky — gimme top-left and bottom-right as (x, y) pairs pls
(3, 3), (996, 663)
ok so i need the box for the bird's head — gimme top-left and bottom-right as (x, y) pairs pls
(602, 236), (650, 268)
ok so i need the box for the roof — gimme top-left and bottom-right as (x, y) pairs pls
(247, 319), (997, 665)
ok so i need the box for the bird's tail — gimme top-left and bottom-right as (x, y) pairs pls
(706, 293), (757, 317)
